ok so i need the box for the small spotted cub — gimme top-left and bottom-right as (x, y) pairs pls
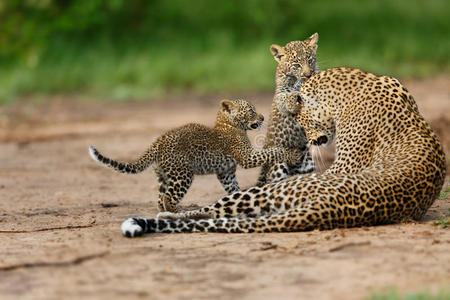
(89, 99), (304, 212)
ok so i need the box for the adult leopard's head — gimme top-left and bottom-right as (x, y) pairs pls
(271, 33), (319, 85)
(219, 99), (264, 131)
(295, 73), (335, 147)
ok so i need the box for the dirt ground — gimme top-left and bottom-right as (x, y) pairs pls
(0, 76), (449, 300)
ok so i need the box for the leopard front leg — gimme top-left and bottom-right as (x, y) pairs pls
(266, 162), (291, 183)
(217, 167), (240, 194)
(289, 152), (316, 176)
(265, 152), (316, 184)
(256, 163), (270, 187)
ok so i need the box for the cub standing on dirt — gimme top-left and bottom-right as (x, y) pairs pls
(89, 99), (304, 213)
(257, 33), (319, 187)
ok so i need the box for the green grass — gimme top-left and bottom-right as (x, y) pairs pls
(439, 186), (450, 200)
(0, 42), (276, 102)
(431, 218), (449, 229)
(369, 289), (450, 300)
(431, 186), (450, 228)
(0, 0), (449, 102)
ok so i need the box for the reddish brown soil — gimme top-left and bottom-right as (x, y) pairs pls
(0, 77), (449, 299)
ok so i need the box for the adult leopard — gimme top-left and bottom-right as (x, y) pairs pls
(121, 68), (446, 237)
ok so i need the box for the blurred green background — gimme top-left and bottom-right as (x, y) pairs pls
(0, 0), (449, 102)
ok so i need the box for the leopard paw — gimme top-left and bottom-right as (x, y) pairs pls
(156, 211), (178, 219)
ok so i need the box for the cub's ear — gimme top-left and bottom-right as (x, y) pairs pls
(220, 99), (234, 113)
(306, 32), (319, 50)
(270, 44), (285, 63)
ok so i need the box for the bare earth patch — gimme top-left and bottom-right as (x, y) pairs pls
(0, 77), (449, 299)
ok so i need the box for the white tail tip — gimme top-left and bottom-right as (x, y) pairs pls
(88, 146), (99, 162)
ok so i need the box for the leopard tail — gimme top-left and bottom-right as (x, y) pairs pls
(88, 145), (156, 174)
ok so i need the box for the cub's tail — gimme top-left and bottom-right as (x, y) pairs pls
(88, 145), (156, 174)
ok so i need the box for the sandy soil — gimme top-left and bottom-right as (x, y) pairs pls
(0, 77), (449, 300)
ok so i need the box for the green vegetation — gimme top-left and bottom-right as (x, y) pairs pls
(369, 289), (450, 300)
(431, 218), (449, 228)
(430, 186), (450, 228)
(439, 186), (450, 200)
(0, 0), (449, 102)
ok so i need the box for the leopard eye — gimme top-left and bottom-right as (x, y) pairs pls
(308, 58), (315, 65)
(248, 109), (256, 115)
(293, 63), (301, 69)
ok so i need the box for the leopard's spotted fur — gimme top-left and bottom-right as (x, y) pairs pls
(89, 99), (304, 213)
(257, 33), (319, 187)
(121, 68), (446, 237)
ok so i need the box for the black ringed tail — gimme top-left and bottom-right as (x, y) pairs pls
(88, 145), (155, 174)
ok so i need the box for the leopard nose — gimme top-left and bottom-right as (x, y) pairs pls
(301, 72), (312, 79)
(317, 136), (328, 145)
(300, 67), (311, 78)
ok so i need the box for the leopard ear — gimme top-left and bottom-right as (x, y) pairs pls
(270, 44), (285, 63)
(220, 99), (233, 113)
(306, 33), (318, 50)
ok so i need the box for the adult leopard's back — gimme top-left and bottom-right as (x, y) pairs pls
(121, 68), (446, 236)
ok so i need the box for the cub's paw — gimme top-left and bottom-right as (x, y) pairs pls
(286, 148), (305, 166)
(286, 92), (302, 114)
(121, 218), (145, 238)
(276, 92), (302, 115)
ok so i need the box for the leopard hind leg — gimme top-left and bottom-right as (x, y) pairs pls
(154, 166), (168, 212)
(157, 166), (193, 213)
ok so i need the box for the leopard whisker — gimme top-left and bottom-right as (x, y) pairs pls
(312, 145), (326, 173)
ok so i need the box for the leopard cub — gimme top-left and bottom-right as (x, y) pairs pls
(257, 33), (319, 187)
(89, 99), (304, 212)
